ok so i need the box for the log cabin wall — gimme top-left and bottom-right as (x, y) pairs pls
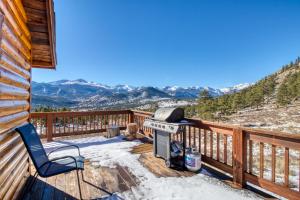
(0, 0), (32, 199)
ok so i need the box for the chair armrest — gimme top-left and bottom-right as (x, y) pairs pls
(39, 155), (78, 171)
(47, 144), (81, 157)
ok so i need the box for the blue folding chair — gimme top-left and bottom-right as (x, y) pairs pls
(16, 123), (85, 199)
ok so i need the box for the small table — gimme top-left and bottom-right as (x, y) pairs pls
(106, 125), (120, 138)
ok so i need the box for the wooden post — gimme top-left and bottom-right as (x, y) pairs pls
(47, 113), (53, 142)
(232, 128), (246, 188)
(129, 111), (134, 123)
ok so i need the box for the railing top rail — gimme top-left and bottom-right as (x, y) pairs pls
(30, 110), (132, 116)
(131, 110), (153, 116)
(190, 117), (300, 140)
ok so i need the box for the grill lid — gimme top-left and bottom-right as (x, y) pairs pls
(153, 107), (184, 123)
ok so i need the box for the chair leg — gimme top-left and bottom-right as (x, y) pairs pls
(19, 171), (38, 199)
(28, 171), (39, 192)
(76, 169), (83, 200)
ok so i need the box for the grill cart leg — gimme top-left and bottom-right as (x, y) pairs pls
(165, 160), (171, 168)
(153, 131), (158, 157)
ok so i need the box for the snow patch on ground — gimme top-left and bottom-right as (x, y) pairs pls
(43, 136), (261, 200)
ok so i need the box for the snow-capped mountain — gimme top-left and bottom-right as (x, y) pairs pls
(31, 79), (250, 109)
(162, 86), (223, 98)
(220, 83), (252, 94)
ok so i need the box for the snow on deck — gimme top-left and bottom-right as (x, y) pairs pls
(43, 136), (261, 200)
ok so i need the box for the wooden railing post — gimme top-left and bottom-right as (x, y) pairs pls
(46, 113), (53, 142)
(129, 111), (134, 123)
(232, 128), (246, 188)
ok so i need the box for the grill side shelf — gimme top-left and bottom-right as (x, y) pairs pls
(143, 119), (192, 134)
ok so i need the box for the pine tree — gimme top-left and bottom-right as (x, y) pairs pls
(199, 90), (212, 101)
(232, 93), (243, 111)
(277, 84), (289, 106)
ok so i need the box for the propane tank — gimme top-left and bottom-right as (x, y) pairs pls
(185, 147), (201, 172)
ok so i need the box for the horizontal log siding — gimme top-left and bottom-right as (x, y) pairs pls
(132, 110), (300, 199)
(0, 0), (31, 199)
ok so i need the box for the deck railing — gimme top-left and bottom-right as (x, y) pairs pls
(30, 110), (300, 199)
(131, 110), (300, 200)
(30, 110), (133, 141)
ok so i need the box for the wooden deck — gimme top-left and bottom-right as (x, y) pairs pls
(19, 142), (197, 200)
(19, 137), (273, 200)
(21, 162), (138, 200)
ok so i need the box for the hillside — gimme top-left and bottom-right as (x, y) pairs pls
(225, 101), (300, 134)
(31, 80), (249, 110)
(191, 57), (300, 134)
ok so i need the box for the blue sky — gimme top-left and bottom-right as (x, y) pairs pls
(32, 0), (300, 88)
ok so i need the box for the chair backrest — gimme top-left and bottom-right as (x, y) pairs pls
(16, 123), (49, 172)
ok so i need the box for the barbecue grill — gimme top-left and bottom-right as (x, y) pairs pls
(143, 107), (191, 168)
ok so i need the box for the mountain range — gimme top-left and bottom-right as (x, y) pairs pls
(31, 79), (250, 109)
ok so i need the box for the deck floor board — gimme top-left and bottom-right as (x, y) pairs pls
(21, 163), (138, 200)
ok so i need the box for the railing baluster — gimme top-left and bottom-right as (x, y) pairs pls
(94, 115), (97, 130)
(249, 140), (253, 174)
(86, 115), (89, 131)
(193, 127), (196, 147)
(98, 115), (100, 130)
(210, 131), (213, 158)
(272, 145), (276, 182)
(67, 116), (70, 133)
(260, 142), (264, 178)
(72, 116), (75, 133)
(217, 132), (220, 161)
(198, 128), (201, 153)
(100, 115), (103, 130)
(92, 115), (94, 131)
(224, 135), (227, 164)
(204, 130), (207, 156)
(93, 115), (96, 130)
(179, 128), (182, 142)
(89, 115), (91, 131)
(91, 115), (93, 131)
(85, 115), (87, 131)
(79, 116), (81, 132)
(75, 116), (78, 133)
(63, 117), (66, 133)
(188, 126), (191, 147)
(83, 116), (85, 132)
(284, 147), (289, 187)
(57, 117), (60, 135)
(106, 114), (108, 129)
